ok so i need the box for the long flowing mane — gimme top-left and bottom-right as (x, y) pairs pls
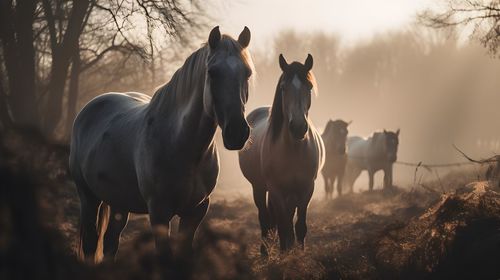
(147, 35), (254, 115)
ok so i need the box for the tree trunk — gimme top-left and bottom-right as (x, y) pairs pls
(0, 76), (12, 129)
(41, 0), (90, 138)
(65, 52), (80, 139)
(0, 0), (39, 128)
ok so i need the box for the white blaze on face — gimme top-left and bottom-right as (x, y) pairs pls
(226, 56), (239, 71)
(292, 75), (301, 90)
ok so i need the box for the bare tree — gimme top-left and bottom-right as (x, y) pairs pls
(1, 0), (208, 139)
(420, 0), (500, 54)
(0, 0), (39, 128)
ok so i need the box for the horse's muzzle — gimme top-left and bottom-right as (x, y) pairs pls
(289, 120), (308, 140)
(222, 119), (250, 150)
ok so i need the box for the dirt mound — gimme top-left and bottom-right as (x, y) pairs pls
(373, 182), (500, 279)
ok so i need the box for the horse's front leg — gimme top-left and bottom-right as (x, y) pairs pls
(337, 169), (345, 197)
(368, 169), (375, 191)
(295, 184), (314, 250)
(323, 175), (332, 200)
(252, 186), (272, 256)
(269, 189), (295, 251)
(148, 199), (175, 259)
(384, 165), (393, 189)
(178, 198), (210, 256)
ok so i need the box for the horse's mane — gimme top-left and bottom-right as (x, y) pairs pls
(147, 35), (254, 114)
(269, 63), (317, 141)
(269, 75), (285, 140)
(323, 119), (347, 137)
(322, 120), (335, 137)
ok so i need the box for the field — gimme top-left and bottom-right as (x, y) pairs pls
(2, 128), (500, 279)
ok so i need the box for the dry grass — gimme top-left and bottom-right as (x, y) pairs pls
(2, 127), (500, 279)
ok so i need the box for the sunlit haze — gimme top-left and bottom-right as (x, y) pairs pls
(213, 0), (434, 48)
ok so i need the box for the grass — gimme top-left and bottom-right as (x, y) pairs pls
(1, 127), (499, 279)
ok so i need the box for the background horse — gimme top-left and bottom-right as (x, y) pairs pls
(239, 54), (324, 254)
(321, 119), (350, 198)
(344, 129), (400, 192)
(69, 26), (253, 262)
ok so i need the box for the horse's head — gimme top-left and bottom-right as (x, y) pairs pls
(325, 119), (351, 154)
(382, 129), (400, 162)
(204, 26), (254, 150)
(278, 54), (316, 140)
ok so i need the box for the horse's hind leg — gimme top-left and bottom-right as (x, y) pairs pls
(295, 185), (313, 250)
(76, 180), (101, 262)
(252, 186), (272, 255)
(103, 207), (129, 260)
(345, 164), (361, 193)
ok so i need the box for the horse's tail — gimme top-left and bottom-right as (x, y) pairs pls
(77, 222), (85, 261)
(95, 203), (110, 263)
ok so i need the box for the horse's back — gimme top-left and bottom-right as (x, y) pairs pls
(71, 92), (149, 156)
(70, 92), (150, 212)
(247, 106), (270, 128)
(346, 136), (370, 172)
(238, 106), (270, 186)
(347, 136), (366, 155)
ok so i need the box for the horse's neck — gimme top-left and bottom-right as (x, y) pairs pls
(368, 136), (385, 158)
(146, 47), (216, 146)
(330, 136), (345, 153)
(269, 81), (285, 142)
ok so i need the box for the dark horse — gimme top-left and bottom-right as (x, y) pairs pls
(344, 129), (399, 192)
(69, 26), (253, 262)
(321, 119), (350, 198)
(238, 54), (324, 254)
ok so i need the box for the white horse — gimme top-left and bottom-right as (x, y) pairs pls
(239, 54), (324, 254)
(69, 26), (253, 262)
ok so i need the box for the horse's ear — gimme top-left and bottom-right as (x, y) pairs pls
(279, 54), (288, 72)
(209, 26), (221, 50)
(383, 129), (387, 134)
(347, 120), (353, 126)
(304, 54), (313, 71)
(238, 26), (251, 49)
(396, 129), (400, 136)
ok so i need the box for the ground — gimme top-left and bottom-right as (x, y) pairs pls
(1, 127), (500, 279)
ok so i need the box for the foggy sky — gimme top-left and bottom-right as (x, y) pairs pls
(211, 0), (434, 49)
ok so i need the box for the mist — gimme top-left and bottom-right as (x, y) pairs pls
(213, 26), (500, 199)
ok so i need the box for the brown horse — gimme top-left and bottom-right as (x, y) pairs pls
(344, 129), (399, 192)
(238, 54), (324, 254)
(321, 119), (350, 198)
